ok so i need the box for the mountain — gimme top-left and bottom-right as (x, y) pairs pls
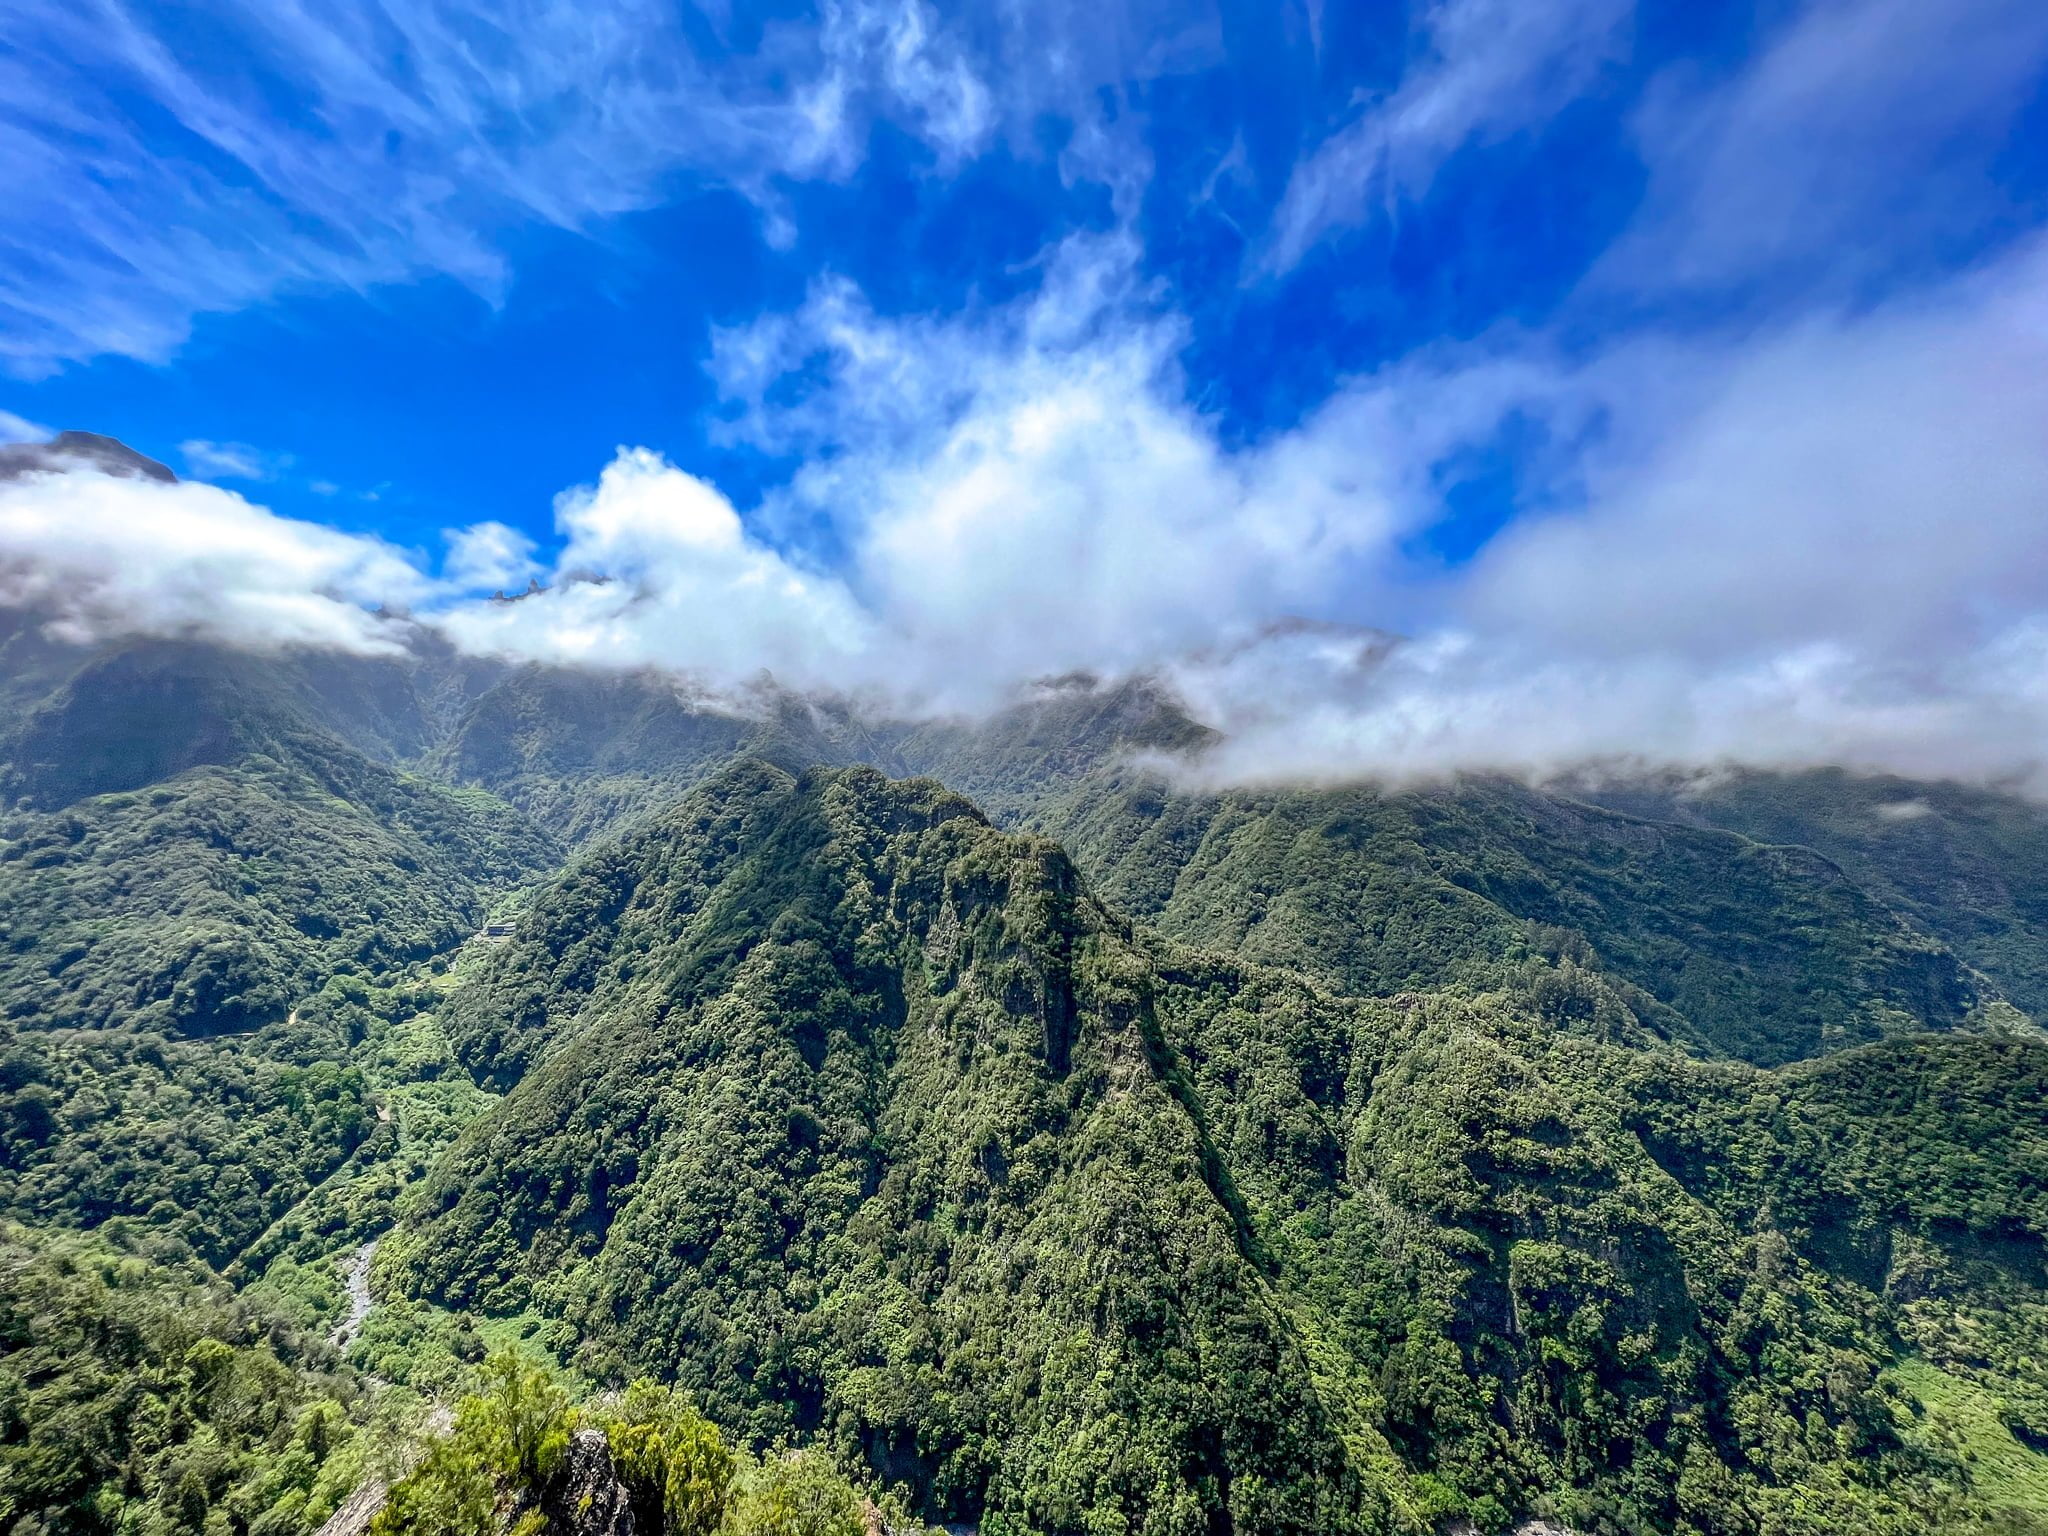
(1582, 767), (2048, 1022)
(393, 761), (1362, 1531)
(418, 665), (2029, 1066)
(0, 1217), (375, 1533)
(424, 664), (905, 845)
(888, 685), (2002, 1067)
(0, 639), (557, 1038)
(0, 528), (2045, 1536)
(0, 428), (177, 484)
(382, 761), (2048, 1535)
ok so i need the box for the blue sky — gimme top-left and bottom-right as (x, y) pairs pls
(5, 0), (2048, 780)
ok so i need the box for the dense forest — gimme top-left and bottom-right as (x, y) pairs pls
(3, 627), (2047, 1535)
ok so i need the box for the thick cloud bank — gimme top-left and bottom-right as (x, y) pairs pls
(0, 469), (428, 654)
(4, 226), (2047, 790)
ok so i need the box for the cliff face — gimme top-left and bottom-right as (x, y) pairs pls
(538, 1431), (637, 1536)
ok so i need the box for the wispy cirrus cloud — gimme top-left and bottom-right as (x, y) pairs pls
(1257, 0), (1632, 276)
(1598, 0), (2048, 301)
(0, 0), (1014, 376)
(179, 439), (287, 481)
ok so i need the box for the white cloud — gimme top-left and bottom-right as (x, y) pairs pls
(435, 448), (875, 690)
(1259, 0), (1631, 275)
(5, 0), (2047, 791)
(535, 220), (2048, 785)
(6, 223), (2048, 789)
(706, 233), (1413, 706)
(180, 439), (282, 481)
(1171, 622), (2048, 792)
(1169, 237), (2048, 786)
(818, 0), (993, 164)
(1600, 0), (2048, 299)
(0, 467), (427, 653)
(0, 410), (49, 446)
(0, 0), (1016, 375)
(1458, 249), (2048, 663)
(443, 521), (540, 592)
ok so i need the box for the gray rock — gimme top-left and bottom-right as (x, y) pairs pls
(313, 1479), (387, 1536)
(539, 1428), (638, 1536)
(0, 430), (176, 483)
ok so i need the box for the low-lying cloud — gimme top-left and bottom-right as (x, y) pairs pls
(4, 220), (2047, 791)
(0, 470), (427, 653)
(5, 0), (2047, 790)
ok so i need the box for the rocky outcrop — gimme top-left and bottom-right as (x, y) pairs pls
(0, 429), (176, 482)
(313, 1479), (387, 1536)
(536, 1430), (637, 1536)
(317, 1429), (641, 1536)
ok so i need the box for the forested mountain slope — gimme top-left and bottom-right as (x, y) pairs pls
(0, 1219), (375, 1533)
(2, 587), (2046, 1536)
(0, 639), (557, 1038)
(424, 664), (905, 844)
(385, 760), (2048, 1535)
(6, 624), (2022, 1070)
(1585, 768), (2048, 1021)
(0, 1218), (898, 1536)
(887, 686), (2001, 1066)
(395, 761), (1361, 1533)
(413, 664), (2023, 1068)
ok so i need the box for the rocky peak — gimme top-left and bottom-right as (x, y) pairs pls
(0, 428), (177, 483)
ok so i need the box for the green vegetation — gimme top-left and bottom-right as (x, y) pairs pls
(426, 666), (903, 846)
(0, 1227), (886, 1536)
(399, 764), (1362, 1532)
(1887, 1359), (2048, 1528)
(423, 665), (752, 846)
(1586, 766), (2048, 1022)
(0, 1018), (375, 1268)
(0, 755), (555, 1038)
(382, 761), (2048, 1534)
(0, 639), (556, 1044)
(371, 1354), (880, 1536)
(0, 1219), (375, 1535)
(4, 639), (2048, 1535)
(1019, 766), (1981, 1066)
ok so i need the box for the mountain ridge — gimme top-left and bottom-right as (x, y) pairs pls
(1, 566), (2046, 1532)
(381, 758), (2048, 1534)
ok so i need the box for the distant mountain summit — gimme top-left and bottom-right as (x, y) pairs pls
(0, 428), (176, 483)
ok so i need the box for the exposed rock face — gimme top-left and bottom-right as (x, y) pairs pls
(538, 1429), (638, 1536)
(0, 429), (176, 482)
(313, 1479), (387, 1536)
(316, 1429), (641, 1536)
(331, 1239), (378, 1349)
